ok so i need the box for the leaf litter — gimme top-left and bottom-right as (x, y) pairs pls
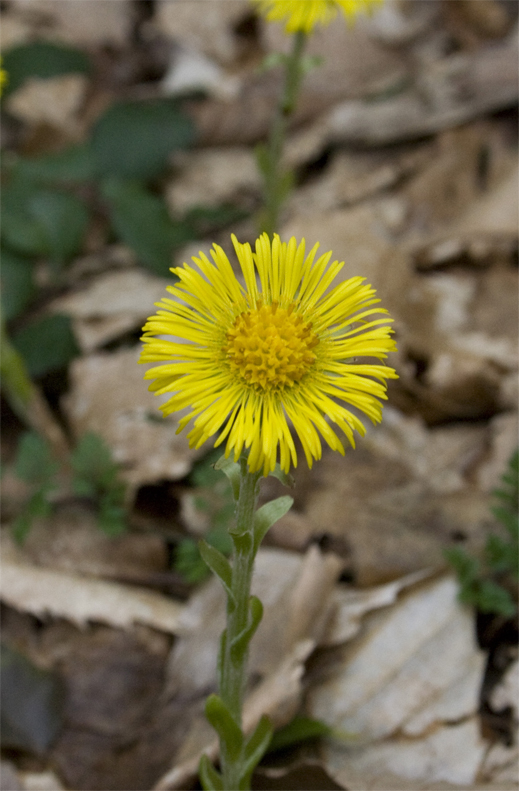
(1, 1), (518, 789)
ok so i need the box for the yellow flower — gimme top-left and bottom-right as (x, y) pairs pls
(254, 0), (383, 33)
(140, 233), (397, 476)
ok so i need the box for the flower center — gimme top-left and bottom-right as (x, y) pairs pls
(225, 301), (319, 390)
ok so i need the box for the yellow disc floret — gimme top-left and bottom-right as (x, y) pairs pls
(225, 300), (319, 390)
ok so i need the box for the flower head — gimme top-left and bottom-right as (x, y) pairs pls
(140, 234), (397, 476)
(254, 0), (383, 33)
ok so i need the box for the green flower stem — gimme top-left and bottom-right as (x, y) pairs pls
(261, 30), (307, 237)
(0, 317), (70, 460)
(219, 459), (261, 790)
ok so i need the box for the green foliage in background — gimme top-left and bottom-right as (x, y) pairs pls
(267, 716), (333, 754)
(446, 449), (518, 618)
(1, 40), (248, 373)
(11, 430), (127, 542)
(12, 432), (59, 544)
(174, 448), (235, 583)
(11, 314), (79, 378)
(70, 432), (127, 536)
(1, 40), (91, 97)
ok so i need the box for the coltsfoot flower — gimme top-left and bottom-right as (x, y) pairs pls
(140, 233), (397, 476)
(254, 0), (383, 33)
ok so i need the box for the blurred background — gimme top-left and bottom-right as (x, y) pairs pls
(0, 1), (518, 790)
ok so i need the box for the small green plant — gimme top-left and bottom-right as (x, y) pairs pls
(445, 449), (518, 618)
(11, 430), (127, 542)
(12, 432), (59, 544)
(174, 449), (234, 583)
(70, 432), (127, 536)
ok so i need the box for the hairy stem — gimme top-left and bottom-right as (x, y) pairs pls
(219, 460), (261, 790)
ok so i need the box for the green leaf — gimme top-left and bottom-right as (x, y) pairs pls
(102, 177), (194, 274)
(475, 579), (517, 617)
(230, 596), (263, 664)
(190, 448), (226, 487)
(278, 170), (294, 203)
(253, 496), (293, 553)
(206, 524), (233, 556)
(214, 455), (241, 501)
(71, 432), (117, 489)
(491, 506), (519, 541)
(198, 539), (235, 605)
(1, 175), (50, 257)
(14, 432), (58, 485)
(254, 143), (270, 179)
(239, 715), (273, 789)
(1, 644), (65, 753)
(1, 176), (88, 264)
(2, 41), (90, 97)
(268, 715), (332, 753)
(204, 694), (243, 761)
(444, 546), (480, 587)
(11, 145), (96, 186)
(217, 629), (227, 694)
(12, 314), (79, 378)
(199, 754), (224, 791)
(12, 487), (53, 545)
(257, 52), (287, 73)
(485, 534), (517, 575)
(98, 501), (126, 537)
(229, 528), (254, 556)
(1, 247), (36, 320)
(92, 98), (194, 180)
(28, 189), (89, 265)
(174, 539), (211, 583)
(269, 463), (295, 488)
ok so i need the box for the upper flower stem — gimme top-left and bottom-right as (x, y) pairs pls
(260, 30), (307, 238)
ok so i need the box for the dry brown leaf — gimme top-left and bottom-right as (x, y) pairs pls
(299, 441), (492, 586)
(477, 413), (519, 493)
(19, 771), (65, 791)
(308, 575), (487, 787)
(309, 575), (485, 741)
(326, 29), (519, 146)
(281, 202), (411, 311)
(324, 720), (486, 789)
(322, 568), (434, 647)
(154, 0), (250, 65)
(1, 510), (167, 583)
(480, 660), (519, 785)
(10, 0), (134, 46)
(166, 147), (260, 213)
(254, 759), (345, 791)
(364, 408), (489, 495)
(0, 559), (183, 633)
(5, 74), (88, 135)
(0, 762), (22, 791)
(63, 346), (203, 490)
(161, 45), (241, 100)
(50, 269), (170, 353)
(413, 159), (519, 268)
